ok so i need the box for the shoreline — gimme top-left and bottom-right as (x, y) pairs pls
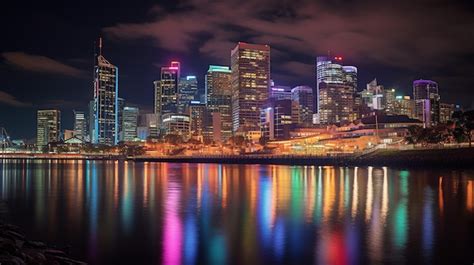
(1, 147), (474, 168)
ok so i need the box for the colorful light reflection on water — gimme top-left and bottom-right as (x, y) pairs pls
(0, 160), (473, 265)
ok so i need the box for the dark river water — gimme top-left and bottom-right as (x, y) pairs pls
(0, 159), (473, 265)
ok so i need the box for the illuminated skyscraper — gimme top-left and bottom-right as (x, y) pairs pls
(122, 106), (139, 142)
(231, 42), (271, 133)
(205, 65), (232, 141)
(413, 79), (440, 127)
(37, 109), (61, 147)
(393, 96), (416, 118)
(291, 86), (314, 126)
(178, 75), (198, 113)
(316, 56), (356, 124)
(155, 61), (180, 118)
(92, 39), (119, 145)
(73, 110), (87, 140)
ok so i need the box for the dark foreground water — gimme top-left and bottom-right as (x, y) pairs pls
(0, 160), (473, 265)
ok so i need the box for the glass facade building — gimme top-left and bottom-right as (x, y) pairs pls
(37, 109), (61, 147)
(122, 106), (139, 141)
(231, 42), (271, 133)
(315, 56), (357, 124)
(205, 65), (233, 141)
(155, 61), (180, 119)
(92, 53), (119, 145)
(178, 75), (198, 113)
(413, 79), (440, 127)
(73, 110), (87, 141)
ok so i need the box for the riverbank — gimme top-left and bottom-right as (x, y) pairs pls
(1, 147), (474, 168)
(131, 147), (474, 168)
(0, 222), (85, 264)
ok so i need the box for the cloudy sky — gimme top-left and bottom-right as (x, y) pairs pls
(1, 0), (474, 139)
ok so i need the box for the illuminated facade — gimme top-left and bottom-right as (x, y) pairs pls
(316, 56), (357, 124)
(37, 109), (61, 147)
(73, 110), (87, 141)
(413, 79), (440, 127)
(205, 65), (232, 141)
(269, 82), (292, 100)
(261, 99), (293, 141)
(162, 113), (190, 139)
(155, 61), (180, 119)
(92, 46), (119, 145)
(178, 75), (198, 113)
(393, 96), (416, 119)
(291, 86), (314, 126)
(439, 103), (455, 123)
(122, 106), (139, 141)
(231, 42), (271, 133)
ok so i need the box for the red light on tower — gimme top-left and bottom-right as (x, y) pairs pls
(334, 56), (343, 61)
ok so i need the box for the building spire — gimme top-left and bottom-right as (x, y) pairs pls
(99, 37), (103, 56)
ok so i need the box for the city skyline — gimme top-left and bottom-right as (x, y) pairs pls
(1, 0), (474, 139)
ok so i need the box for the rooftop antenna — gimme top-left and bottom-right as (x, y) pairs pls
(99, 37), (103, 56)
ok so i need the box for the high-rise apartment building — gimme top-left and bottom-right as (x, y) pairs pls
(205, 65), (233, 141)
(231, 42), (271, 133)
(73, 110), (87, 141)
(155, 61), (180, 119)
(37, 109), (61, 147)
(315, 56), (357, 124)
(91, 39), (119, 145)
(413, 79), (440, 127)
(122, 106), (139, 141)
(178, 75), (198, 113)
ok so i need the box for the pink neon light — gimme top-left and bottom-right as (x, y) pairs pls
(168, 67), (179, 70)
(163, 182), (182, 265)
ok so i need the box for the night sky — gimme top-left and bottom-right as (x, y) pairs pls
(1, 0), (474, 140)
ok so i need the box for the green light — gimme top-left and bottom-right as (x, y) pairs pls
(208, 65), (231, 73)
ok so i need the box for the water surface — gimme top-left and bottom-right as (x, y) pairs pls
(0, 159), (473, 264)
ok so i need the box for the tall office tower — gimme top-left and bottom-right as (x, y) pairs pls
(291, 86), (314, 126)
(189, 102), (210, 140)
(117, 97), (125, 139)
(439, 102), (455, 123)
(121, 106), (139, 142)
(88, 100), (94, 142)
(260, 99), (293, 141)
(315, 56), (357, 124)
(178, 75), (198, 113)
(383, 88), (396, 114)
(393, 96), (416, 118)
(205, 65), (233, 141)
(92, 39), (119, 145)
(413, 79), (440, 127)
(73, 110), (87, 140)
(154, 61), (180, 119)
(231, 42), (271, 133)
(37, 109), (61, 147)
